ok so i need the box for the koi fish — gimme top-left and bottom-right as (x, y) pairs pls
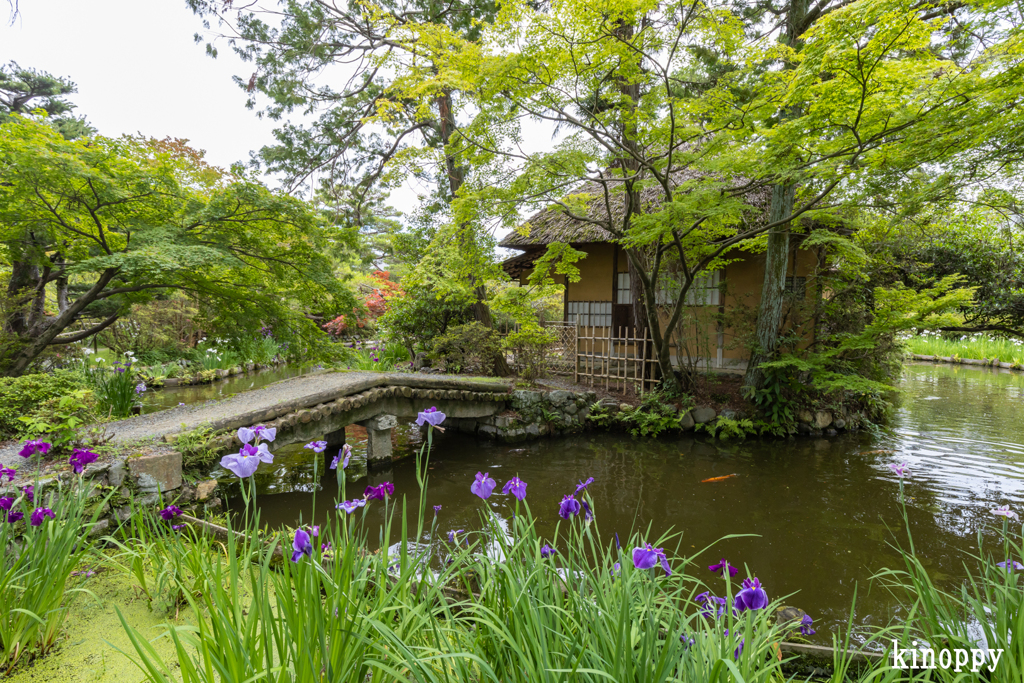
(701, 474), (738, 483)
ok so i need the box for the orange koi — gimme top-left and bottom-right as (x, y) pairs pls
(701, 474), (738, 483)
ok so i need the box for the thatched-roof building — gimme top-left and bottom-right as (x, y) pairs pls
(500, 179), (816, 371)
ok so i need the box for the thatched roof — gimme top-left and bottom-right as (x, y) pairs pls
(499, 172), (771, 249)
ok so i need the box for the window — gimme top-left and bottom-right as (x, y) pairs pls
(616, 272), (632, 304)
(684, 270), (721, 306)
(567, 301), (612, 327)
(785, 276), (807, 299)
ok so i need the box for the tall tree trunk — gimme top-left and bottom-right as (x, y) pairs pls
(744, 183), (795, 389)
(435, 89), (511, 376)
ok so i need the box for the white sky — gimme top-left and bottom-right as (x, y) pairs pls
(3, 0), (280, 171)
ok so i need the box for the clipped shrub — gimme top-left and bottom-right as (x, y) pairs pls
(0, 370), (90, 439)
(430, 322), (502, 375)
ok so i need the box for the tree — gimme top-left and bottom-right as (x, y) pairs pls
(395, 0), (992, 392)
(0, 116), (350, 376)
(184, 0), (512, 372)
(0, 62), (94, 139)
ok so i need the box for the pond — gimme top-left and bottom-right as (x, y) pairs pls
(214, 362), (1024, 644)
(140, 364), (314, 413)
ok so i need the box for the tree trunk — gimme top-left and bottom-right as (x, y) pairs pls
(744, 184), (795, 390)
(435, 89), (511, 376)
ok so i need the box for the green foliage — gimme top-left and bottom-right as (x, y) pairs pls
(87, 364), (142, 419)
(174, 425), (218, 471)
(189, 341), (239, 371)
(906, 333), (1024, 362)
(342, 342), (410, 372)
(234, 334), (282, 366)
(377, 287), (474, 355)
(1, 481), (106, 674)
(696, 417), (758, 440)
(502, 323), (554, 381)
(430, 322), (502, 375)
(16, 389), (94, 453)
(589, 389), (695, 438)
(743, 365), (801, 433)
(0, 369), (90, 439)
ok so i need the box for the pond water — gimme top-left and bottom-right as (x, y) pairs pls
(215, 362), (1024, 643)
(140, 364), (313, 413)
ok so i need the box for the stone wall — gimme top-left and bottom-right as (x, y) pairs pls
(447, 389), (597, 442)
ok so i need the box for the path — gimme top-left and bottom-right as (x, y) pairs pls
(0, 371), (511, 468)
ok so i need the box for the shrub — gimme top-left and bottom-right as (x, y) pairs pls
(17, 389), (96, 453)
(88, 361), (143, 418)
(503, 323), (554, 381)
(378, 287), (474, 356)
(0, 370), (90, 439)
(430, 322), (502, 375)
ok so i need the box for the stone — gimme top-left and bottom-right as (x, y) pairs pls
(797, 409), (814, 424)
(619, 403), (632, 413)
(678, 411), (695, 430)
(493, 415), (513, 429)
(88, 518), (111, 537)
(216, 369), (230, 378)
(196, 479), (218, 501)
(833, 418), (846, 430)
(128, 450), (182, 492)
(206, 497), (222, 511)
(719, 408), (745, 421)
(108, 458), (127, 486)
(364, 414), (398, 431)
(597, 397), (620, 412)
(526, 423), (541, 437)
(548, 390), (573, 407)
(564, 402), (579, 415)
(813, 411), (833, 429)
(478, 424), (498, 437)
(690, 406), (717, 424)
(458, 419), (478, 434)
(826, 429), (838, 437)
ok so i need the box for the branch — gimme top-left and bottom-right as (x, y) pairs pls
(50, 313), (120, 345)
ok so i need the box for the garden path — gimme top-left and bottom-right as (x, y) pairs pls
(0, 371), (510, 468)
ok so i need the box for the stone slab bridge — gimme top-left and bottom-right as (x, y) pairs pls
(104, 371), (514, 465)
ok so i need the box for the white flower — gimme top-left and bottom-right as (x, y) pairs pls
(83, 348), (94, 356)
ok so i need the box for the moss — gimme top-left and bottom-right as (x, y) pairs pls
(7, 566), (191, 683)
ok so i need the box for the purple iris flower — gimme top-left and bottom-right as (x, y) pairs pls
(708, 558), (738, 577)
(159, 505), (183, 521)
(680, 633), (695, 648)
(448, 529), (465, 544)
(416, 407), (446, 427)
(996, 559), (1024, 570)
(7, 510), (24, 523)
(502, 476), (527, 501)
(291, 528), (313, 563)
(304, 441), (328, 453)
(611, 562), (621, 578)
(695, 591), (728, 617)
(0, 466), (15, 483)
(433, 505), (442, 515)
(22, 485), (33, 503)
(889, 462), (909, 478)
(575, 477), (594, 494)
(69, 448), (99, 474)
(220, 444), (263, 478)
(558, 494), (581, 520)
(581, 500), (593, 521)
(336, 499), (366, 513)
(632, 543), (672, 576)
(135, 382), (147, 394)
(540, 544), (556, 558)
(734, 577), (769, 612)
(18, 439), (51, 458)
(799, 614), (816, 636)
(331, 444), (352, 470)
(471, 472), (496, 500)
(171, 524), (185, 531)
(0, 496), (13, 511)
(364, 482), (394, 501)
(992, 505), (1019, 521)
(308, 526), (319, 537)
(30, 507), (55, 526)
(252, 425), (277, 442)
(724, 629), (745, 659)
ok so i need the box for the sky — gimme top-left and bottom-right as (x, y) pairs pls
(3, 0), (281, 171)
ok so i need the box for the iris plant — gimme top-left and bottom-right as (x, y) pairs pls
(305, 441), (327, 453)
(992, 505), (1019, 521)
(502, 476), (527, 501)
(291, 528), (313, 563)
(30, 508), (54, 526)
(734, 577), (769, 611)
(632, 543), (672, 576)
(889, 462), (909, 478)
(331, 444), (352, 470)
(558, 494), (580, 519)
(220, 426), (275, 478)
(364, 482), (394, 501)
(471, 472), (496, 500)
(69, 448), (98, 474)
(997, 560), (1024, 570)
(336, 499), (366, 514)
(18, 439), (51, 458)
(708, 558), (738, 578)
(159, 505), (183, 521)
(416, 407), (446, 429)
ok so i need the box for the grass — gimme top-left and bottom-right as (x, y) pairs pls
(905, 333), (1024, 364)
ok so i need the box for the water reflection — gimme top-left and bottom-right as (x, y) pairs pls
(141, 365), (313, 413)
(217, 362), (1024, 642)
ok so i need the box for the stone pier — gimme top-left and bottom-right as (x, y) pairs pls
(359, 414), (397, 462)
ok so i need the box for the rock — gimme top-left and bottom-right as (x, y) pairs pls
(88, 518), (111, 537)
(564, 402), (579, 416)
(797, 409), (814, 424)
(678, 411), (695, 430)
(691, 406), (717, 424)
(548, 390), (573, 407)
(619, 403), (632, 413)
(833, 418), (846, 430)
(719, 408), (745, 421)
(597, 397), (620, 412)
(826, 429), (838, 437)
(458, 419), (478, 434)
(205, 497), (222, 511)
(196, 479), (218, 501)
(216, 369), (230, 378)
(796, 422), (811, 434)
(413, 352), (430, 370)
(128, 451), (182, 492)
(163, 378), (180, 387)
(813, 411), (833, 429)
(526, 423), (541, 437)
